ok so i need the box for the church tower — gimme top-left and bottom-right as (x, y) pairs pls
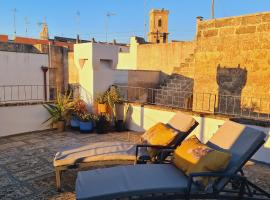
(40, 22), (49, 40)
(148, 9), (169, 43)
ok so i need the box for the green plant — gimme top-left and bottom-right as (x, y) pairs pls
(71, 98), (88, 117)
(104, 87), (122, 105)
(107, 94), (117, 122)
(123, 103), (131, 124)
(43, 91), (72, 126)
(79, 113), (96, 122)
(95, 93), (106, 104)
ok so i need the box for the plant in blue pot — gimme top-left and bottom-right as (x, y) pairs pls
(70, 99), (88, 130)
(79, 113), (94, 133)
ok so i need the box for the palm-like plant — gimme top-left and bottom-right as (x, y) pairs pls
(43, 91), (72, 127)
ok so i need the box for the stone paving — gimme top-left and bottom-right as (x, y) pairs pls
(0, 130), (269, 200)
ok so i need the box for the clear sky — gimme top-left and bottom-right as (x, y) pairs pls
(1, 0), (270, 43)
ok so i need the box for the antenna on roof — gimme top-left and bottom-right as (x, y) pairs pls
(24, 17), (30, 37)
(11, 8), (17, 38)
(144, 0), (147, 41)
(212, 0), (215, 19)
(105, 12), (116, 42)
(76, 11), (81, 40)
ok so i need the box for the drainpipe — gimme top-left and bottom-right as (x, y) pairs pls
(41, 66), (48, 101)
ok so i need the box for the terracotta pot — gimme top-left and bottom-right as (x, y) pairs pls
(57, 120), (65, 132)
(98, 103), (107, 114)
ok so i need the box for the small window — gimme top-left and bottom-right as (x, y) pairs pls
(158, 19), (162, 27)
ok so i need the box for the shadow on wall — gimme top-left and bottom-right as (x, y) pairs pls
(216, 64), (247, 115)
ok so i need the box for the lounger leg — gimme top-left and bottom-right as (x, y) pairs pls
(55, 167), (62, 192)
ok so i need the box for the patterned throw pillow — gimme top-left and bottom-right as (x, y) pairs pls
(140, 122), (178, 158)
(173, 135), (231, 187)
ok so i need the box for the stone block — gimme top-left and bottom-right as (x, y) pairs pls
(257, 24), (270, 32)
(215, 18), (241, 28)
(219, 27), (235, 36)
(262, 13), (270, 22)
(236, 26), (256, 34)
(203, 29), (219, 37)
(241, 15), (262, 25)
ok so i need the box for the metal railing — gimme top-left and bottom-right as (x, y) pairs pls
(117, 85), (270, 121)
(0, 84), (80, 103)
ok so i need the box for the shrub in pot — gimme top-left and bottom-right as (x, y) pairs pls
(95, 93), (107, 114)
(43, 91), (72, 132)
(70, 99), (88, 130)
(79, 113), (95, 133)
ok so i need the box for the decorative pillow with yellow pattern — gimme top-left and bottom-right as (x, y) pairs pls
(173, 135), (231, 187)
(140, 122), (178, 157)
(141, 122), (178, 145)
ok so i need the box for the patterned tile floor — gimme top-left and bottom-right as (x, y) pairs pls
(0, 130), (269, 200)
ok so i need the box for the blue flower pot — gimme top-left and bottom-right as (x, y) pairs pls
(70, 116), (80, 130)
(79, 121), (93, 133)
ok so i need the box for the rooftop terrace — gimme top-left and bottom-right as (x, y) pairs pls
(0, 130), (269, 200)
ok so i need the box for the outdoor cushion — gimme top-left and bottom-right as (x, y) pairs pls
(76, 164), (198, 200)
(168, 111), (196, 133)
(206, 120), (266, 190)
(54, 141), (144, 167)
(142, 122), (178, 146)
(173, 135), (231, 186)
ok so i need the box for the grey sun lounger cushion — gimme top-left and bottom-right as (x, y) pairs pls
(206, 120), (266, 190)
(76, 164), (198, 200)
(54, 141), (142, 167)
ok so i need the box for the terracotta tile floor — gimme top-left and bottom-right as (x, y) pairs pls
(0, 130), (269, 199)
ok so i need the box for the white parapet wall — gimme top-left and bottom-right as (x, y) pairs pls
(0, 104), (50, 137)
(127, 104), (270, 164)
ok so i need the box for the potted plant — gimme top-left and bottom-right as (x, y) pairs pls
(105, 86), (126, 131)
(43, 91), (72, 132)
(70, 99), (88, 130)
(95, 114), (111, 134)
(95, 93), (107, 114)
(79, 113), (95, 133)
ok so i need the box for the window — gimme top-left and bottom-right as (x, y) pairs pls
(158, 18), (162, 27)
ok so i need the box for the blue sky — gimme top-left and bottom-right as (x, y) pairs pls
(0, 0), (270, 43)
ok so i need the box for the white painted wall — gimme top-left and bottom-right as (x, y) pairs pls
(74, 42), (129, 106)
(0, 104), (50, 137)
(0, 51), (48, 101)
(128, 104), (270, 164)
(117, 37), (138, 70)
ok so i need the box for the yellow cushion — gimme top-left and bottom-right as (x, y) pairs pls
(141, 122), (178, 146)
(173, 135), (231, 186)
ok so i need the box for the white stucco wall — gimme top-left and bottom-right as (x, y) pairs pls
(74, 42), (129, 105)
(128, 104), (270, 164)
(0, 104), (50, 137)
(0, 51), (49, 101)
(117, 37), (138, 70)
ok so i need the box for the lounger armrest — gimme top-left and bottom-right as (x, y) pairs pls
(135, 144), (174, 163)
(186, 172), (247, 195)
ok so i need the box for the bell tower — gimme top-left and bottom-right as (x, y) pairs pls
(148, 9), (169, 43)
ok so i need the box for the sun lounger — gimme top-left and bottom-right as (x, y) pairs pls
(54, 111), (198, 191)
(76, 121), (270, 200)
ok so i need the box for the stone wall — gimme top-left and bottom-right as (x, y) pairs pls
(193, 12), (270, 114)
(137, 41), (195, 74)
